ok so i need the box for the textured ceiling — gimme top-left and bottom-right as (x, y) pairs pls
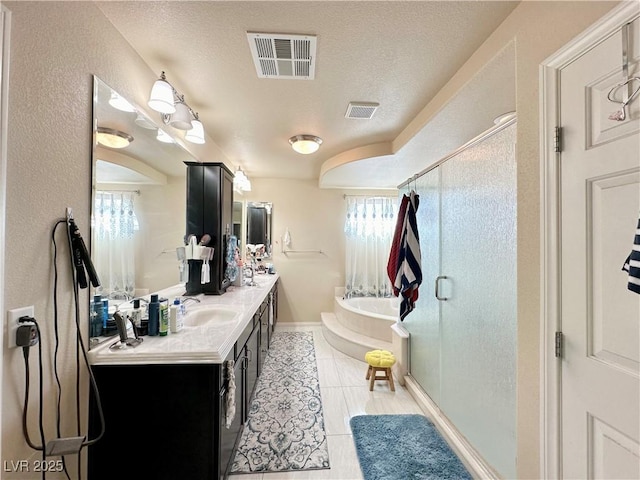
(96, 1), (519, 186)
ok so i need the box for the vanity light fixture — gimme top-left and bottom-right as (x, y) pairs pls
(96, 127), (133, 149)
(109, 91), (136, 113)
(156, 128), (174, 144)
(184, 115), (205, 144)
(289, 135), (322, 154)
(148, 71), (206, 144)
(233, 167), (252, 193)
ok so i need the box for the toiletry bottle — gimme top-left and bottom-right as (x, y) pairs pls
(159, 298), (169, 336)
(130, 299), (142, 329)
(91, 295), (103, 337)
(102, 298), (109, 329)
(169, 302), (178, 333)
(148, 294), (159, 336)
(170, 298), (183, 333)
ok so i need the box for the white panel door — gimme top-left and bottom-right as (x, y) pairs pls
(560, 17), (640, 479)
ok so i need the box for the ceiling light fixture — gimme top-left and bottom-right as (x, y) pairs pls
(96, 127), (133, 149)
(289, 135), (322, 155)
(148, 71), (206, 144)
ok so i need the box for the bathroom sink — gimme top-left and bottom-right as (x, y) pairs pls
(182, 306), (241, 327)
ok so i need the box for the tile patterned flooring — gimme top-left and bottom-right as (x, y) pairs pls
(229, 324), (424, 480)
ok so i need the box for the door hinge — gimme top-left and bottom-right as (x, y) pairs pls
(554, 126), (563, 153)
(555, 331), (564, 358)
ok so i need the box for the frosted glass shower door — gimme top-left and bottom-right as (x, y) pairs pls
(403, 168), (441, 404)
(439, 124), (517, 478)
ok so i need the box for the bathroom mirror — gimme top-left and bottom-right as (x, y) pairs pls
(246, 202), (273, 259)
(91, 76), (196, 310)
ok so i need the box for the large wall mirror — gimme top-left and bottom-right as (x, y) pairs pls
(246, 202), (273, 259)
(91, 76), (195, 315)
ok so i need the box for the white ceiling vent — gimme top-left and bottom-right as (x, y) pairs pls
(247, 32), (317, 80)
(345, 102), (379, 120)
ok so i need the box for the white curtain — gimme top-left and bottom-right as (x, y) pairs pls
(344, 196), (397, 298)
(93, 191), (139, 299)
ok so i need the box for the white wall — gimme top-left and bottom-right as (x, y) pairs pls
(1, 3), (228, 477)
(0, 1), (620, 478)
(242, 178), (392, 324)
(135, 176), (186, 294)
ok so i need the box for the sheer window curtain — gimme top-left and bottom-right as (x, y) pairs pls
(344, 196), (398, 298)
(93, 191), (139, 299)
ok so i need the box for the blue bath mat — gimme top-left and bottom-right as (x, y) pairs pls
(350, 414), (472, 480)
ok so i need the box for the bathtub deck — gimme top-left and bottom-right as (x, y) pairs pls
(321, 312), (393, 361)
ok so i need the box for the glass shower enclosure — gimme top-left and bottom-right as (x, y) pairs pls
(402, 122), (517, 478)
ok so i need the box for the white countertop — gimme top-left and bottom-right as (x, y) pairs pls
(88, 273), (279, 366)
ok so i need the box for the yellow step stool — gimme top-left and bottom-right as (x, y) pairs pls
(365, 350), (396, 392)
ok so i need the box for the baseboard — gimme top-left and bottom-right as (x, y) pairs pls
(275, 321), (322, 327)
(404, 376), (500, 480)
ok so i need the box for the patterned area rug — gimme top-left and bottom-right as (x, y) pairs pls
(231, 331), (330, 474)
(350, 414), (472, 480)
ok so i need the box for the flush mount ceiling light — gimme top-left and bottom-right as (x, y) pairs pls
(289, 135), (322, 155)
(148, 71), (206, 144)
(96, 127), (133, 149)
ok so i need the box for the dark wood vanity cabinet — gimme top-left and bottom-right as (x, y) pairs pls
(185, 162), (234, 295)
(88, 282), (279, 480)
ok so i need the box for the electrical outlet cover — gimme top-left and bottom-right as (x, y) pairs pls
(7, 306), (34, 349)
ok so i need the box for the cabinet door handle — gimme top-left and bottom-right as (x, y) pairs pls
(435, 275), (448, 301)
(246, 349), (252, 362)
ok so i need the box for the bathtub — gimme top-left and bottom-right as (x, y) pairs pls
(334, 295), (398, 343)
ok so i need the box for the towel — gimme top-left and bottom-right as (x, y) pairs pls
(224, 360), (236, 428)
(387, 195), (409, 295)
(388, 191), (422, 320)
(622, 212), (640, 294)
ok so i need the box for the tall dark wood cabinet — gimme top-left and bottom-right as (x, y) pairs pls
(185, 162), (234, 295)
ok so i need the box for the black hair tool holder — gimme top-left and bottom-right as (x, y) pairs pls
(186, 259), (204, 295)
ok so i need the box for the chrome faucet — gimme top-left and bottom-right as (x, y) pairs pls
(181, 297), (201, 311)
(246, 255), (258, 286)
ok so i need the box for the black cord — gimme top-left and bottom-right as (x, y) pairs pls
(51, 219), (72, 480)
(20, 321), (46, 480)
(64, 217), (106, 450)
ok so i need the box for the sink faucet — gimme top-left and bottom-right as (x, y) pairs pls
(246, 255), (258, 286)
(181, 297), (201, 311)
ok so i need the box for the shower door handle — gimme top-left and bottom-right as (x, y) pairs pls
(435, 276), (448, 301)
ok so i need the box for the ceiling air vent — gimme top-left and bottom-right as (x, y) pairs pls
(345, 102), (379, 120)
(247, 32), (317, 80)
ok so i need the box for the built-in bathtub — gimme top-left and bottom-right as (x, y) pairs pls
(334, 295), (398, 342)
(321, 289), (409, 386)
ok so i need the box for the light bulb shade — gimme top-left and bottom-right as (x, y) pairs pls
(96, 127), (133, 149)
(185, 119), (205, 144)
(169, 102), (194, 130)
(156, 129), (174, 144)
(148, 79), (176, 114)
(109, 91), (135, 112)
(289, 135), (322, 154)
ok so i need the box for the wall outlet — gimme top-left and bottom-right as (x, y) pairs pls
(7, 306), (34, 349)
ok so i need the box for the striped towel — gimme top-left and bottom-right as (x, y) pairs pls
(388, 191), (422, 320)
(622, 213), (640, 294)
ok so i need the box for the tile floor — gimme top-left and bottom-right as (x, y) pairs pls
(229, 324), (424, 480)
